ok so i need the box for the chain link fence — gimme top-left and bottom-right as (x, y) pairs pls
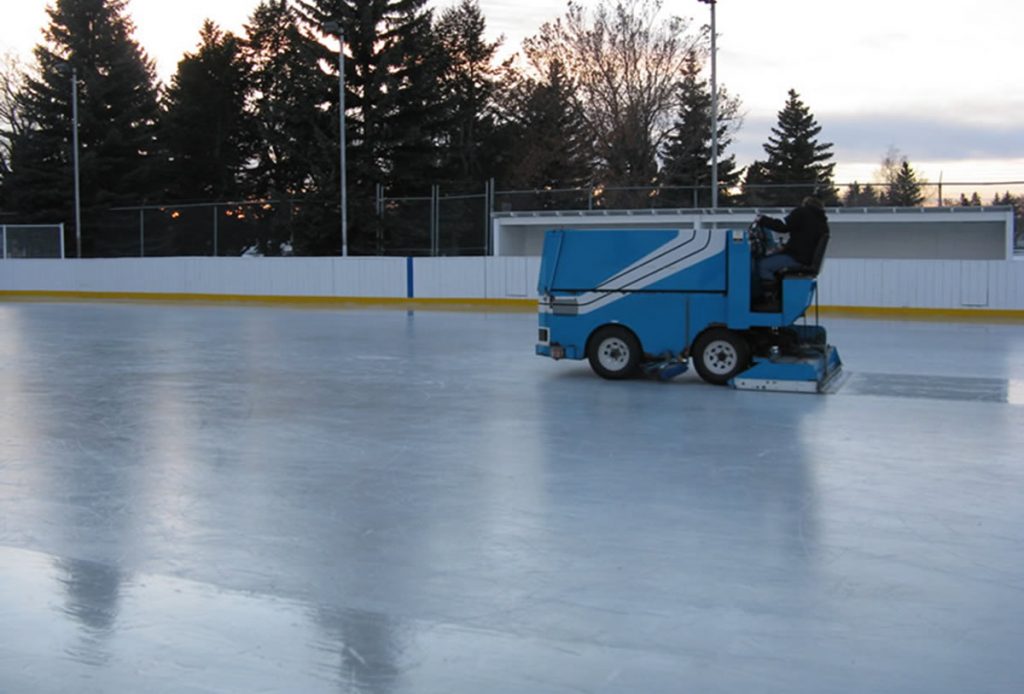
(5, 180), (1019, 257)
(90, 201), (298, 257)
(377, 186), (490, 256)
(1, 224), (66, 259)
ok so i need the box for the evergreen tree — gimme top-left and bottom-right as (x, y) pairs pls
(752, 89), (836, 206)
(245, 1), (333, 200)
(497, 59), (592, 202)
(659, 50), (741, 208)
(296, 0), (446, 254)
(843, 181), (880, 207)
(993, 191), (1023, 215)
(957, 191), (982, 207)
(161, 21), (253, 202)
(739, 160), (772, 207)
(434, 0), (500, 188)
(244, 0), (335, 255)
(992, 191), (1024, 249)
(884, 160), (925, 206)
(6, 0), (161, 252)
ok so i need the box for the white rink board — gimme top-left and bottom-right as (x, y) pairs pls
(816, 259), (1024, 310)
(1, 256), (1022, 309)
(0, 257), (407, 299)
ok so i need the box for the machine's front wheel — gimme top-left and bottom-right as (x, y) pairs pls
(588, 326), (641, 380)
(693, 328), (751, 385)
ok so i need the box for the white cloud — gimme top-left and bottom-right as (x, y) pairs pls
(2, 0), (1021, 183)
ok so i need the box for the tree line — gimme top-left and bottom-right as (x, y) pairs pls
(0, 0), (1015, 256)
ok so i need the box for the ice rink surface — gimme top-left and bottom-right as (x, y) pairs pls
(1, 300), (1023, 694)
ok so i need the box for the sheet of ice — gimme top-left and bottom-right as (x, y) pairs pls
(1, 302), (1022, 693)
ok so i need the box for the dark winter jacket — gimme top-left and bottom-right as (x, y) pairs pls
(760, 205), (829, 266)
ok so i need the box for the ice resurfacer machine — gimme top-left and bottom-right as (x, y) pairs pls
(535, 225), (843, 393)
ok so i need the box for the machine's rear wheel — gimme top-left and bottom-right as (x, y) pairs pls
(588, 326), (641, 380)
(693, 328), (751, 385)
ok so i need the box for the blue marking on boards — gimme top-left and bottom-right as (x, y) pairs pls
(407, 257), (414, 298)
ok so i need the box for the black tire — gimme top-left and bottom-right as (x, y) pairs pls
(692, 328), (751, 385)
(587, 325), (642, 380)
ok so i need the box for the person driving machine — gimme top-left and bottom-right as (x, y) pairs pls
(753, 196), (829, 302)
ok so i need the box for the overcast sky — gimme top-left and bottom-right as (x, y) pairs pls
(2, 0), (1022, 187)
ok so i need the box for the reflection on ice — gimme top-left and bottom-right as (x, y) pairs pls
(0, 546), (400, 693)
(2, 304), (1024, 693)
(1008, 379), (1024, 405)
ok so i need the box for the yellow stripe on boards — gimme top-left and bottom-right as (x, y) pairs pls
(0, 291), (537, 312)
(1, 291), (1022, 321)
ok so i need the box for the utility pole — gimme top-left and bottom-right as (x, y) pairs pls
(324, 21), (349, 256)
(71, 66), (82, 257)
(698, 0), (719, 209)
(58, 63), (83, 257)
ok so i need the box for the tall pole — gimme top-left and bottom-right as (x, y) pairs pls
(708, 1), (719, 209)
(338, 32), (348, 257)
(324, 21), (348, 257)
(71, 67), (82, 257)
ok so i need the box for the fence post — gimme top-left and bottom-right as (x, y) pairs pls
(212, 204), (219, 257)
(431, 184), (440, 256)
(485, 178), (495, 256)
(288, 200), (295, 250)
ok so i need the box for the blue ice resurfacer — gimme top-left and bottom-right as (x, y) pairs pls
(535, 224), (843, 393)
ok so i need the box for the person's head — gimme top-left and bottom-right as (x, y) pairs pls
(802, 196), (824, 210)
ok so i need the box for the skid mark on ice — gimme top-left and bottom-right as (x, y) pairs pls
(841, 372), (1023, 405)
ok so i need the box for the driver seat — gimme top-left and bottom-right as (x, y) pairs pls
(777, 231), (830, 279)
(754, 232), (830, 312)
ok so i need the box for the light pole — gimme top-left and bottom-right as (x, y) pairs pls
(58, 62), (82, 257)
(324, 21), (348, 257)
(698, 0), (718, 209)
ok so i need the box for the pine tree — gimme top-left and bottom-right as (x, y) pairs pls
(739, 160), (772, 208)
(161, 21), (253, 202)
(884, 160), (925, 206)
(243, 0), (335, 255)
(659, 50), (741, 208)
(496, 59), (592, 204)
(6, 0), (161, 252)
(957, 191), (982, 207)
(434, 0), (500, 188)
(753, 89), (836, 206)
(295, 0), (446, 254)
(993, 191), (1023, 215)
(245, 1), (333, 200)
(843, 181), (880, 207)
(992, 191), (1024, 249)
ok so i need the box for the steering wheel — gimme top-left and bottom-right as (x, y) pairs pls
(748, 219), (767, 257)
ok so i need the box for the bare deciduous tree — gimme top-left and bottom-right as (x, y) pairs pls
(876, 146), (926, 206)
(0, 52), (30, 180)
(875, 146), (905, 189)
(521, 0), (703, 192)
